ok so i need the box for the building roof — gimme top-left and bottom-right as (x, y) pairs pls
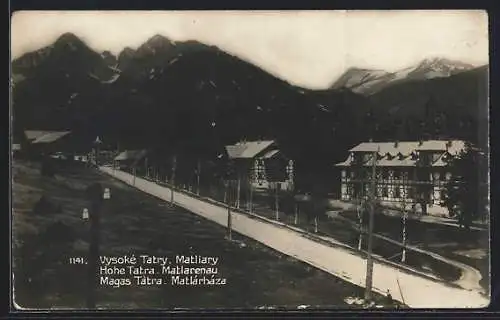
(349, 140), (465, 156)
(225, 140), (275, 159)
(431, 153), (449, 167)
(25, 130), (50, 140)
(30, 131), (71, 144)
(261, 149), (280, 159)
(377, 156), (418, 167)
(336, 139), (466, 168)
(114, 149), (148, 161)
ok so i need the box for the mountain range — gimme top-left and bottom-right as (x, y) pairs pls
(11, 33), (489, 188)
(330, 57), (476, 95)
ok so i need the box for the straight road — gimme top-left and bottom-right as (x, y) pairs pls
(101, 167), (490, 309)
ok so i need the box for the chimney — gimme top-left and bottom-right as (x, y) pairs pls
(446, 140), (452, 149)
(394, 141), (399, 148)
(418, 140), (423, 146)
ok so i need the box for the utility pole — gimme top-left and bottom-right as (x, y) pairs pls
(223, 168), (232, 240)
(357, 198), (363, 250)
(364, 149), (378, 302)
(401, 175), (408, 263)
(354, 156), (365, 251)
(223, 181), (228, 203)
(170, 155), (177, 205)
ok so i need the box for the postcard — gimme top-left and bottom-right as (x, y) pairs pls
(10, 10), (490, 310)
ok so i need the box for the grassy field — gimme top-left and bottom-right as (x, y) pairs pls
(12, 160), (396, 310)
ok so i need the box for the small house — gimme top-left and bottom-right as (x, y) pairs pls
(225, 140), (294, 191)
(113, 149), (148, 172)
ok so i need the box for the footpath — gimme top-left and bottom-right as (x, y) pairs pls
(100, 167), (489, 309)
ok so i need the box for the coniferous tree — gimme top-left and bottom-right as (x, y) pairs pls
(441, 142), (488, 229)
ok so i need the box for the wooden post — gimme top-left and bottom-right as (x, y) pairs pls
(223, 182), (228, 203)
(227, 202), (232, 240)
(145, 157), (148, 178)
(132, 166), (136, 186)
(364, 149), (378, 302)
(294, 202), (299, 225)
(236, 171), (241, 209)
(357, 199), (363, 251)
(225, 182), (232, 240)
(197, 159), (201, 196)
(249, 181), (253, 213)
(275, 183), (279, 221)
(170, 155), (176, 205)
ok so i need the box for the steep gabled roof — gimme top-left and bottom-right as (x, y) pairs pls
(225, 140), (275, 159)
(30, 131), (71, 144)
(348, 140), (465, 156)
(25, 130), (50, 140)
(114, 149), (148, 161)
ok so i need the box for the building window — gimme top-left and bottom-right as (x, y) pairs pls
(433, 172), (441, 181)
(382, 187), (388, 198)
(420, 152), (431, 165)
(363, 153), (371, 163)
(394, 186), (401, 198)
(408, 187), (414, 200)
(432, 153), (441, 163)
(256, 161), (266, 181)
(346, 183), (352, 197)
(401, 170), (409, 180)
(440, 189), (447, 201)
(393, 170), (400, 179)
(353, 153), (360, 162)
(381, 170), (387, 180)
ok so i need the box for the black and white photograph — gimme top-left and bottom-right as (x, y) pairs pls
(10, 10), (490, 310)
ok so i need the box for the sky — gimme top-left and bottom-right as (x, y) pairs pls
(11, 10), (489, 89)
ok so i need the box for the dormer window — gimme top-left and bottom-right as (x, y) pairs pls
(432, 152), (441, 163)
(441, 153), (450, 164)
(398, 153), (405, 161)
(393, 170), (401, 179)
